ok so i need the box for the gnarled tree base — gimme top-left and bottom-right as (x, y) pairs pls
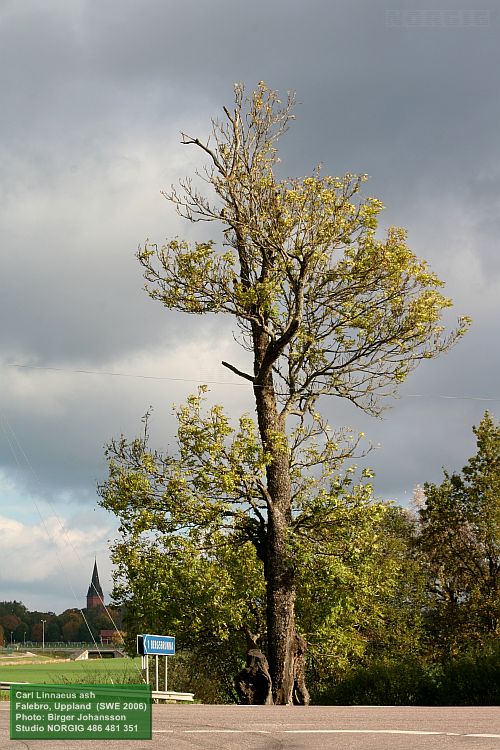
(235, 632), (310, 705)
(235, 648), (273, 705)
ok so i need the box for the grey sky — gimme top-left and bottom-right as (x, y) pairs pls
(0, 0), (499, 613)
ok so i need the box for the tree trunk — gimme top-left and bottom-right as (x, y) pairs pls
(265, 512), (310, 704)
(266, 504), (297, 703)
(252, 336), (308, 704)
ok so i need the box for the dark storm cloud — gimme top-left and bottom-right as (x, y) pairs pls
(0, 0), (499, 609)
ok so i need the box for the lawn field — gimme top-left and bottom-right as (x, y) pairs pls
(0, 656), (142, 684)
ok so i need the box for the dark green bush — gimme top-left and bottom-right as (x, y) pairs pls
(313, 657), (437, 705)
(435, 641), (500, 706)
(312, 642), (499, 706)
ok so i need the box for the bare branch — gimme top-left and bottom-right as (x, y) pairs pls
(180, 132), (226, 176)
(221, 360), (255, 383)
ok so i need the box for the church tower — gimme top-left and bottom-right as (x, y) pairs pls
(86, 559), (104, 609)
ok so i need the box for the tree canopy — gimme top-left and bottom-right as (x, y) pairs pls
(416, 411), (500, 654)
(100, 82), (468, 703)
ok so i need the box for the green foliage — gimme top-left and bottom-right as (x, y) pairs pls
(139, 82), (468, 418)
(150, 650), (238, 704)
(102, 391), (267, 671)
(46, 621), (62, 641)
(314, 657), (437, 706)
(435, 640), (500, 706)
(416, 412), (500, 655)
(296, 493), (396, 666)
(313, 642), (500, 706)
(102, 82), (468, 702)
(100, 390), (426, 700)
(111, 525), (265, 656)
(302, 504), (429, 694)
(0, 601), (30, 621)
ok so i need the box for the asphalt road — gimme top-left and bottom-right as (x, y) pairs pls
(1, 703), (499, 750)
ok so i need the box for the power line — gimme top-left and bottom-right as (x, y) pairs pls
(0, 411), (143, 682)
(5, 362), (226, 383)
(5, 362), (244, 385)
(4, 362), (500, 401)
(405, 394), (498, 402)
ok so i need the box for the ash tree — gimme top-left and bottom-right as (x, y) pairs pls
(99, 83), (468, 704)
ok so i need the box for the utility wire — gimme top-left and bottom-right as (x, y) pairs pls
(4, 362), (499, 401)
(0, 411), (144, 683)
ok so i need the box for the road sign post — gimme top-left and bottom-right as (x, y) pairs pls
(137, 634), (175, 692)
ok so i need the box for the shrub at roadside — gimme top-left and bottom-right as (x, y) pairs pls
(313, 643), (500, 706)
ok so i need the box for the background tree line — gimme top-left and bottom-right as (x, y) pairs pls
(0, 602), (123, 647)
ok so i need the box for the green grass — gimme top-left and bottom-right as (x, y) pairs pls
(0, 657), (143, 685)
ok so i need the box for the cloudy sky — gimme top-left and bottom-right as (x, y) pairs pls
(1, 0), (499, 616)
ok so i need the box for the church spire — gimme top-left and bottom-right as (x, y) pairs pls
(86, 558), (104, 609)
